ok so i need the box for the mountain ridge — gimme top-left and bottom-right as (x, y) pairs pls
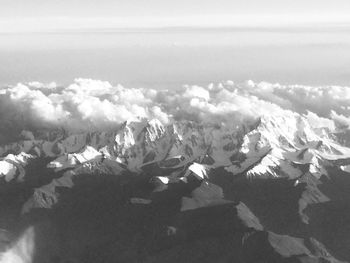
(1, 112), (350, 262)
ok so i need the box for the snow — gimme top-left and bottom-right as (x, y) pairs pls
(3, 80), (350, 262)
(130, 198), (152, 205)
(1, 103), (350, 218)
(152, 176), (170, 184)
(268, 232), (311, 257)
(47, 154), (79, 171)
(47, 146), (101, 171)
(74, 146), (101, 163)
(181, 181), (233, 211)
(0, 109), (348, 190)
(0, 160), (17, 182)
(236, 202), (263, 230)
(340, 165), (350, 173)
(184, 162), (209, 180)
(4, 152), (33, 164)
(0, 152), (34, 182)
(0, 108), (349, 185)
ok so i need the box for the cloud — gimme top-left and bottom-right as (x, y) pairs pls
(183, 85), (210, 101)
(245, 81), (350, 128)
(243, 81), (350, 118)
(330, 111), (350, 128)
(1, 78), (350, 143)
(305, 111), (335, 130)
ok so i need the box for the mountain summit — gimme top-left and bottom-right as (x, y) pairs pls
(1, 111), (350, 262)
(2, 79), (350, 262)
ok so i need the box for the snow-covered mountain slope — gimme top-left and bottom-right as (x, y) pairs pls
(1, 110), (350, 262)
(1, 111), (349, 217)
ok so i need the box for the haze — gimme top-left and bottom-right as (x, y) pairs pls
(0, 0), (350, 87)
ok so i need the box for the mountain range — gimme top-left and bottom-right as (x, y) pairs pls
(1, 110), (350, 262)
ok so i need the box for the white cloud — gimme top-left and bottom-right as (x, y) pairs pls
(305, 111), (335, 130)
(183, 85), (210, 101)
(330, 111), (350, 128)
(1, 78), (350, 142)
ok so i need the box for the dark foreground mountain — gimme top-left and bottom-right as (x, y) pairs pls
(1, 114), (350, 262)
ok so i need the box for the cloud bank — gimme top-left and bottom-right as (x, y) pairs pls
(0, 78), (349, 142)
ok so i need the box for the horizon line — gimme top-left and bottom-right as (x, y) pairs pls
(1, 15), (350, 33)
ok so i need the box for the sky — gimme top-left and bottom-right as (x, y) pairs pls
(1, 0), (350, 87)
(1, 0), (350, 32)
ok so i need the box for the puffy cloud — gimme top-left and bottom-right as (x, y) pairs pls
(305, 111), (335, 130)
(183, 85), (210, 101)
(66, 78), (114, 96)
(150, 106), (170, 124)
(240, 81), (350, 117)
(330, 111), (350, 128)
(1, 78), (350, 143)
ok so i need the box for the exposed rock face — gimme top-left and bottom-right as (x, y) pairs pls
(1, 114), (350, 262)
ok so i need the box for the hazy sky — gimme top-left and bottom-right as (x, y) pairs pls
(1, 0), (350, 17)
(1, 0), (350, 32)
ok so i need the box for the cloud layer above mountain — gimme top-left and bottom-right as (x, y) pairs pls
(0, 78), (349, 141)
